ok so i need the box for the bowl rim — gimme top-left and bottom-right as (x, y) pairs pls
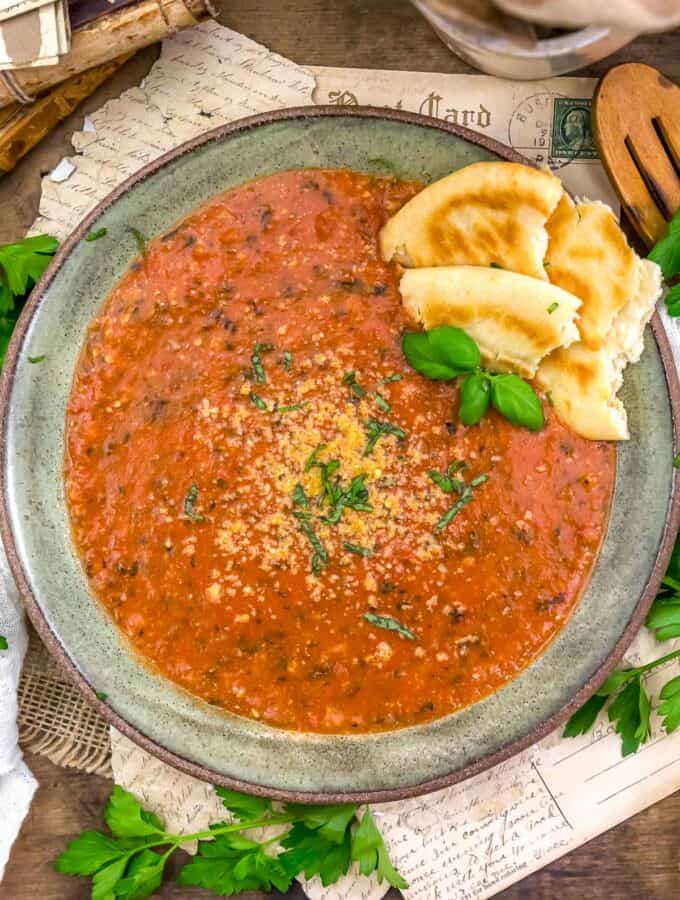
(1, 104), (679, 804)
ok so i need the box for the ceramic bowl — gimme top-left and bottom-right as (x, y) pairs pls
(1, 107), (678, 802)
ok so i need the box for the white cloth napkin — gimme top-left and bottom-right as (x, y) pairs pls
(0, 543), (36, 879)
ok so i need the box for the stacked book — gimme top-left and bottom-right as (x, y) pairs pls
(0, 0), (214, 173)
(0, 0), (70, 70)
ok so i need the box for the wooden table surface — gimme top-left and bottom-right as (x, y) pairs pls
(3, 1), (680, 897)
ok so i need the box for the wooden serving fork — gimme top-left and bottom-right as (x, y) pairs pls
(593, 63), (680, 249)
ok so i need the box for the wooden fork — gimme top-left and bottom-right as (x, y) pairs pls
(593, 63), (680, 249)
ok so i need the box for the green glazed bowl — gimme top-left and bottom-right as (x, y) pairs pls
(1, 108), (678, 802)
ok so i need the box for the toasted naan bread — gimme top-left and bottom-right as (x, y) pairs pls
(536, 258), (662, 440)
(400, 266), (581, 378)
(545, 196), (640, 350)
(380, 161), (563, 280)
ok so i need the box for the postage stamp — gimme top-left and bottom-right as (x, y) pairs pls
(550, 97), (597, 160)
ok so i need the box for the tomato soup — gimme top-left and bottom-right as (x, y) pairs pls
(65, 169), (615, 734)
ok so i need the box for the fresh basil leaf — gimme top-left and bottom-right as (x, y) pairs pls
(459, 372), (490, 425)
(649, 207), (680, 279)
(666, 283), (680, 317)
(427, 325), (481, 371)
(402, 325), (480, 380)
(490, 374), (544, 431)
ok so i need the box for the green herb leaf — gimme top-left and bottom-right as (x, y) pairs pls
(55, 830), (126, 876)
(608, 676), (651, 756)
(658, 674), (680, 733)
(127, 226), (147, 255)
(351, 808), (408, 889)
(562, 692), (608, 737)
(114, 848), (166, 900)
(215, 786), (272, 821)
(343, 370), (366, 398)
(95, 691), (107, 701)
(374, 391), (391, 413)
(282, 350), (293, 371)
(178, 831), (292, 895)
(546, 301), (559, 314)
(251, 341), (274, 383)
(674, 453), (680, 468)
(85, 228), (108, 242)
(402, 326), (480, 381)
(435, 489), (473, 532)
(104, 786), (165, 839)
(362, 612), (416, 641)
(280, 822), (352, 886)
(274, 401), (308, 413)
(284, 803), (359, 844)
(250, 392), (268, 410)
(298, 517), (328, 576)
(0, 635), (8, 649)
(291, 483), (310, 509)
(183, 482), (205, 522)
(304, 442), (327, 472)
(666, 283), (680, 317)
(27, 354), (45, 364)
(363, 417), (406, 456)
(91, 856), (128, 900)
(379, 373), (403, 384)
(490, 373), (544, 431)
(649, 207), (680, 279)
(343, 542), (373, 557)
(459, 372), (490, 426)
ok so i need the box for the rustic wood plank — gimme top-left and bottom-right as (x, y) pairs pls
(3, 2), (680, 898)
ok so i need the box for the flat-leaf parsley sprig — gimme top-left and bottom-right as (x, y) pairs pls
(0, 233), (58, 368)
(55, 784), (407, 897)
(564, 534), (680, 755)
(402, 326), (544, 431)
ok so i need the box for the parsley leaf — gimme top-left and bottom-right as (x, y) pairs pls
(351, 808), (408, 889)
(104, 785), (164, 838)
(608, 676), (651, 756)
(0, 233), (57, 370)
(178, 832), (292, 895)
(55, 786), (408, 897)
(215, 786), (271, 821)
(649, 206), (680, 279)
(562, 692), (608, 737)
(646, 574), (680, 641)
(280, 822), (351, 886)
(0, 635), (7, 650)
(363, 612), (416, 641)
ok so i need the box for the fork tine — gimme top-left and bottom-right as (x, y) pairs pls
(655, 116), (680, 172)
(625, 119), (680, 221)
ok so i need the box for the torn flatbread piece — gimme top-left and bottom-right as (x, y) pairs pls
(380, 161), (563, 280)
(545, 195), (640, 350)
(400, 265), (581, 378)
(536, 258), (662, 440)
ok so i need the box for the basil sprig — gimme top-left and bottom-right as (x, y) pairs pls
(402, 325), (544, 432)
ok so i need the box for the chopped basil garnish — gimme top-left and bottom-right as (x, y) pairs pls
(343, 542), (373, 557)
(126, 226), (147, 254)
(547, 302), (559, 314)
(282, 350), (293, 372)
(305, 442), (327, 472)
(379, 374), (403, 384)
(343, 370), (366, 398)
(274, 401), (308, 413)
(85, 228), (107, 242)
(362, 612), (416, 641)
(250, 392), (268, 410)
(28, 354), (45, 364)
(363, 418), (406, 456)
(374, 392), (391, 413)
(251, 341), (274, 384)
(183, 482), (205, 522)
(429, 463), (488, 533)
